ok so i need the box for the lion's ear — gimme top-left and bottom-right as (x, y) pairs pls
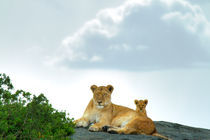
(134, 99), (138, 105)
(91, 85), (97, 93)
(106, 85), (114, 93)
(144, 99), (148, 105)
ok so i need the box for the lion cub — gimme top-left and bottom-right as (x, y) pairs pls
(134, 99), (171, 140)
(134, 99), (148, 117)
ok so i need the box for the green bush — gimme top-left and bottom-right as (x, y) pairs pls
(0, 73), (75, 139)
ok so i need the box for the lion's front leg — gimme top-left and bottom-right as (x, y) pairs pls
(74, 117), (89, 128)
(88, 115), (111, 132)
(74, 99), (94, 128)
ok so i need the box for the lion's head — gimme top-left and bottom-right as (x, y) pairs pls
(91, 85), (114, 109)
(134, 99), (148, 113)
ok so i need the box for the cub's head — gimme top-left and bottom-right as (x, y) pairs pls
(134, 99), (148, 113)
(91, 85), (114, 109)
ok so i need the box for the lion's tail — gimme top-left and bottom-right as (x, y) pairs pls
(152, 129), (172, 140)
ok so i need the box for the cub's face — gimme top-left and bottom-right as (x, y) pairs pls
(91, 85), (114, 109)
(134, 99), (148, 112)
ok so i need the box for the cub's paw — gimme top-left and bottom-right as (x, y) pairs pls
(74, 119), (89, 128)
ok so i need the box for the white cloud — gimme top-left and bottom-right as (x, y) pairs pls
(52, 0), (210, 70)
(109, 43), (132, 51)
(90, 55), (103, 62)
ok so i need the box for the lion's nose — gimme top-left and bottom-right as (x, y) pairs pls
(98, 101), (102, 104)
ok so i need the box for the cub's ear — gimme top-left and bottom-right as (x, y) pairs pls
(134, 99), (138, 105)
(91, 85), (97, 93)
(106, 85), (114, 93)
(144, 99), (148, 105)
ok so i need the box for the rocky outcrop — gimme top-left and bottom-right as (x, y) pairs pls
(71, 121), (210, 140)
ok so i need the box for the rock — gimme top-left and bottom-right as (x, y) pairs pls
(154, 121), (210, 140)
(71, 121), (210, 140)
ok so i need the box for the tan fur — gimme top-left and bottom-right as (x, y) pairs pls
(134, 99), (171, 140)
(74, 85), (156, 135)
(134, 99), (148, 117)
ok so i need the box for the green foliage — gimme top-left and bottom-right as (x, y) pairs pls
(0, 73), (75, 139)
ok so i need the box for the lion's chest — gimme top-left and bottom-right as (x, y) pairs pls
(88, 112), (101, 123)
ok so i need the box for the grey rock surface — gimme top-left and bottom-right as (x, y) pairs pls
(71, 121), (210, 140)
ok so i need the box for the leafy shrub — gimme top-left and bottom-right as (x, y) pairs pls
(0, 73), (75, 139)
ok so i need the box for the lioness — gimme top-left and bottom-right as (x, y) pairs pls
(74, 85), (156, 135)
(134, 99), (148, 117)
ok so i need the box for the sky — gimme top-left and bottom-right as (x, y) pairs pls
(1, 0), (210, 129)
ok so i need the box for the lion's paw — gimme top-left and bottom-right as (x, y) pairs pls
(74, 119), (89, 127)
(88, 125), (101, 132)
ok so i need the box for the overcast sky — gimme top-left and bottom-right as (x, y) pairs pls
(1, 0), (210, 129)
